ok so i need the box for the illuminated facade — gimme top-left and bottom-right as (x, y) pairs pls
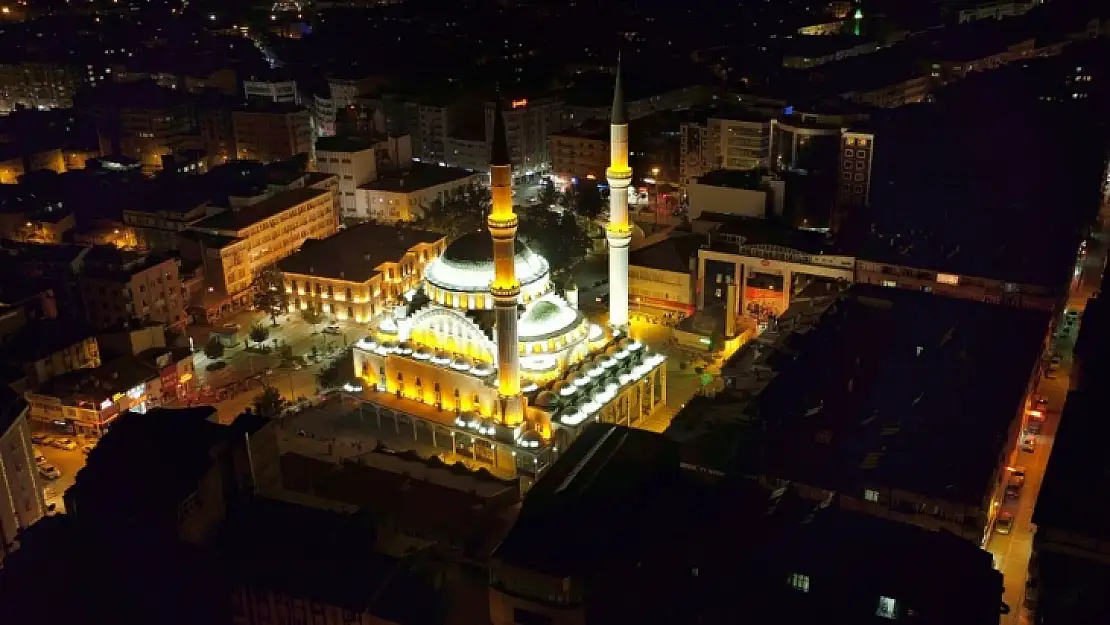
(353, 92), (667, 472)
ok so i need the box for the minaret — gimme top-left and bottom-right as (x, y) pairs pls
(487, 97), (524, 426)
(606, 56), (632, 329)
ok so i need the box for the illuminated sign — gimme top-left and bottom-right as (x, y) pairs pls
(511, 99), (528, 109)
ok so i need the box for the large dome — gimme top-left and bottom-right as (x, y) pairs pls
(424, 231), (550, 293)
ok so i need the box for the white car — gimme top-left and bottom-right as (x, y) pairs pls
(52, 438), (77, 451)
(38, 464), (61, 480)
(323, 324), (341, 335)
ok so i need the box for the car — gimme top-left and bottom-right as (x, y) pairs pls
(1050, 356), (1062, 367)
(293, 361), (302, 371)
(34, 451), (46, 465)
(52, 438), (77, 450)
(1010, 467), (1027, 484)
(1034, 396), (1048, 410)
(1021, 437), (1037, 453)
(37, 464), (61, 480)
(1026, 420), (1042, 435)
(996, 512), (1015, 535)
(323, 324), (341, 335)
(222, 322), (241, 332)
(81, 443), (95, 455)
(1044, 369), (1058, 379)
(31, 433), (54, 446)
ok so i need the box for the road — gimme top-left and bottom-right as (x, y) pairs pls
(184, 310), (367, 423)
(988, 227), (1105, 625)
(35, 439), (91, 514)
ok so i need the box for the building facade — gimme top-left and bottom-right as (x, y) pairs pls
(315, 135), (413, 221)
(279, 224), (446, 324)
(81, 253), (186, 330)
(181, 188), (338, 302)
(486, 97), (564, 176)
(0, 392), (45, 563)
(243, 78), (300, 104)
(548, 121), (609, 182)
(232, 103), (313, 163)
(355, 163), (484, 223)
(0, 62), (78, 114)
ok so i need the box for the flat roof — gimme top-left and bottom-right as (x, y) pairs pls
(629, 233), (704, 273)
(754, 284), (1047, 505)
(493, 423), (682, 576)
(191, 187), (329, 234)
(700, 214), (838, 256)
(361, 162), (479, 193)
(315, 136), (375, 153)
(695, 168), (764, 190)
(0, 320), (94, 361)
(279, 223), (443, 283)
(1034, 388), (1110, 539)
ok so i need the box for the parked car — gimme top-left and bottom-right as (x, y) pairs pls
(1026, 420), (1042, 435)
(31, 433), (54, 446)
(996, 512), (1015, 535)
(1021, 437), (1037, 453)
(323, 324), (341, 335)
(81, 443), (96, 455)
(1035, 396), (1048, 410)
(38, 464), (61, 480)
(52, 438), (77, 450)
(34, 451), (46, 465)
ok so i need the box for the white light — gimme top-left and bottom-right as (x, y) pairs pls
(560, 410), (589, 425)
(606, 382), (619, 393)
(413, 351), (431, 360)
(450, 360), (472, 371)
(432, 355), (452, 365)
(614, 349), (629, 360)
(522, 383), (539, 392)
(455, 417), (467, 427)
(472, 364), (494, 376)
(619, 373), (633, 384)
(601, 357), (617, 369)
(559, 385), (578, 396)
(521, 354), (558, 371)
(586, 367), (605, 378)
(399, 346), (413, 355)
(588, 324), (605, 341)
(573, 376), (592, 387)
(342, 383), (363, 392)
(583, 400), (601, 414)
(628, 340), (643, 351)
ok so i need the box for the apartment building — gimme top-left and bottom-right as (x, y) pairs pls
(181, 187), (338, 304)
(231, 102), (313, 163)
(279, 223), (445, 323)
(680, 111), (773, 185)
(355, 163), (484, 223)
(114, 87), (193, 174)
(548, 120), (608, 182)
(80, 248), (186, 330)
(315, 135), (413, 220)
(486, 96), (564, 176)
(243, 76), (300, 105)
(0, 62), (78, 114)
(0, 389), (44, 564)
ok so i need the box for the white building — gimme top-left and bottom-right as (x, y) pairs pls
(356, 162), (484, 223)
(315, 135), (414, 220)
(243, 78), (300, 104)
(485, 97), (564, 177)
(444, 134), (490, 173)
(686, 170), (785, 220)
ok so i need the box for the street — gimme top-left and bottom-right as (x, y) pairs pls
(987, 228), (1105, 625)
(36, 439), (90, 514)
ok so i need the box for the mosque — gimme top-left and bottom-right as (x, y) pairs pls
(352, 64), (668, 474)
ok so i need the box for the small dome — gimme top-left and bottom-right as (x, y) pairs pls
(472, 362), (494, 376)
(534, 391), (559, 409)
(451, 356), (474, 370)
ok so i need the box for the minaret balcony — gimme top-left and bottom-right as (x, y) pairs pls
(605, 167), (632, 183)
(490, 283), (522, 299)
(487, 214), (519, 231)
(606, 224), (633, 239)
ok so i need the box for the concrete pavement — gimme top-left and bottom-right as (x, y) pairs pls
(36, 439), (90, 514)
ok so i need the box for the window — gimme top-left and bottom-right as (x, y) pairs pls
(856, 149), (867, 158)
(876, 596), (898, 619)
(864, 489), (880, 502)
(854, 185), (863, 193)
(936, 273), (960, 286)
(856, 161), (866, 170)
(788, 573), (810, 593)
(881, 280), (896, 288)
(843, 172), (852, 180)
(854, 173), (864, 181)
(844, 148), (854, 157)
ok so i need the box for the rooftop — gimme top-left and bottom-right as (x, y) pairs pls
(550, 119), (609, 141)
(695, 168), (765, 190)
(753, 284), (1047, 505)
(190, 187), (329, 234)
(218, 496), (440, 624)
(1034, 388), (1110, 540)
(493, 423), (681, 576)
(361, 162), (479, 193)
(701, 214), (838, 256)
(67, 408), (224, 524)
(0, 319), (94, 362)
(279, 223), (443, 283)
(629, 233), (704, 273)
(35, 355), (160, 405)
(315, 135), (375, 153)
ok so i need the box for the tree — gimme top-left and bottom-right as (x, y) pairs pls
(252, 265), (287, 325)
(317, 366), (340, 390)
(415, 183), (491, 240)
(203, 336), (224, 360)
(519, 205), (590, 274)
(569, 180), (603, 220)
(248, 323), (270, 347)
(252, 386), (285, 418)
(302, 305), (323, 326)
(537, 179), (560, 207)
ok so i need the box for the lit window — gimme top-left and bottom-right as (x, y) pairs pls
(788, 573), (810, 593)
(881, 280), (896, 288)
(877, 596), (898, 619)
(936, 273), (960, 286)
(864, 489), (880, 502)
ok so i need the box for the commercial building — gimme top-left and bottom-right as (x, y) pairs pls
(181, 187), (338, 307)
(80, 248), (186, 330)
(315, 135), (413, 220)
(749, 284), (1047, 544)
(25, 355), (162, 435)
(548, 120), (609, 182)
(687, 169), (784, 221)
(121, 179), (211, 252)
(628, 233), (702, 315)
(356, 162), (484, 223)
(680, 110), (772, 185)
(231, 102), (313, 163)
(490, 423), (1005, 625)
(278, 223), (445, 323)
(0, 387), (44, 563)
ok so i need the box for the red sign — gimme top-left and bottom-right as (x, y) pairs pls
(160, 366), (179, 400)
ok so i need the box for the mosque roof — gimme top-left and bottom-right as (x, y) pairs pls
(424, 231), (549, 294)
